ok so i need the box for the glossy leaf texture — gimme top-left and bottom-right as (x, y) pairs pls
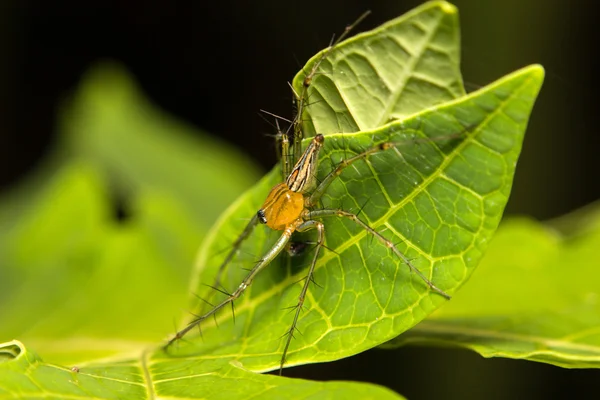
(384, 206), (600, 368)
(178, 65), (544, 374)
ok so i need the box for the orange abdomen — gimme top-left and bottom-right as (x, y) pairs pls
(259, 183), (304, 230)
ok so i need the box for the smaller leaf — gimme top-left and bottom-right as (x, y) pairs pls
(60, 62), (261, 230)
(0, 340), (406, 400)
(293, 1), (465, 136)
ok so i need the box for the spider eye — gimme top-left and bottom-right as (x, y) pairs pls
(257, 209), (267, 224)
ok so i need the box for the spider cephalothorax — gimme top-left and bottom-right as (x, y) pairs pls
(258, 134), (324, 230)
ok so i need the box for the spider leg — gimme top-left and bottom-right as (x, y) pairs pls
(308, 133), (464, 207)
(258, 109), (294, 180)
(165, 221), (295, 349)
(308, 141), (397, 206)
(279, 121), (293, 180)
(204, 214), (260, 310)
(308, 208), (451, 300)
(279, 219), (325, 375)
(292, 11), (371, 161)
(271, 117), (293, 180)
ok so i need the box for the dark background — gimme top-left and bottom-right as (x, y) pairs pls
(1, 0), (598, 398)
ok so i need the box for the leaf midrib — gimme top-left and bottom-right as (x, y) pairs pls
(374, 12), (443, 127)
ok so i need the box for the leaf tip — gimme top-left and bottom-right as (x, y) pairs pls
(517, 64), (546, 93)
(527, 64), (546, 82)
(422, 1), (457, 16)
(438, 1), (458, 15)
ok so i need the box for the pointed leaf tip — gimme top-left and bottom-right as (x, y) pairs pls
(432, 1), (457, 15)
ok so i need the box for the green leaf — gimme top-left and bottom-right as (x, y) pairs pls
(384, 207), (600, 368)
(0, 164), (194, 363)
(176, 65), (544, 374)
(0, 65), (261, 365)
(0, 340), (405, 400)
(293, 1), (465, 137)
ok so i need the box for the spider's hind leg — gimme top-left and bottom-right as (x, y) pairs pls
(308, 208), (450, 300)
(279, 219), (325, 375)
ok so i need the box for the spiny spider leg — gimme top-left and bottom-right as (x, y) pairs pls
(308, 134), (462, 206)
(165, 214), (259, 342)
(308, 208), (450, 299)
(276, 119), (293, 180)
(279, 219), (324, 375)
(292, 11), (371, 161)
(196, 214), (259, 318)
(260, 105), (295, 182)
(166, 221), (299, 349)
(303, 135), (460, 300)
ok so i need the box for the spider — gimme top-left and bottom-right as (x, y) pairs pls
(165, 12), (455, 374)
(166, 130), (453, 373)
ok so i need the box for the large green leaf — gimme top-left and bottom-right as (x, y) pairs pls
(176, 65), (543, 373)
(0, 66), (543, 398)
(384, 207), (600, 368)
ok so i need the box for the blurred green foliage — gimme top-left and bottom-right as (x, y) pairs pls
(0, 63), (261, 363)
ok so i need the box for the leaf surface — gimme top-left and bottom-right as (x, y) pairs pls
(0, 341), (404, 400)
(178, 65), (544, 374)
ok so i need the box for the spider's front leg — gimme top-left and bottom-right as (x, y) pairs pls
(165, 221), (295, 349)
(207, 214), (260, 303)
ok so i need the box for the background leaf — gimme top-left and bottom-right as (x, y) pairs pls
(384, 206), (600, 368)
(0, 64), (260, 364)
(60, 63), (261, 229)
